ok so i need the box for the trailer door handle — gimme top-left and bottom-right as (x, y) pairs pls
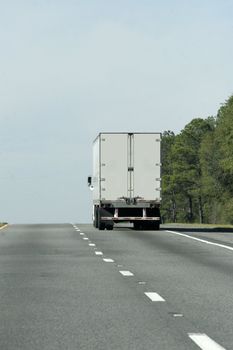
(128, 167), (134, 171)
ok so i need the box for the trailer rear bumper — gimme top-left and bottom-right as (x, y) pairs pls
(101, 217), (160, 221)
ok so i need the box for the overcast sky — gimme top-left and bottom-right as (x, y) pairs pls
(0, 0), (233, 223)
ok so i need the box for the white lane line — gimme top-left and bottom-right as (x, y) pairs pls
(173, 313), (183, 317)
(144, 292), (165, 302)
(119, 270), (134, 276)
(103, 258), (114, 263)
(166, 230), (233, 252)
(80, 233), (84, 235)
(95, 251), (103, 256)
(83, 237), (89, 240)
(75, 228), (80, 231)
(89, 243), (96, 247)
(188, 333), (226, 350)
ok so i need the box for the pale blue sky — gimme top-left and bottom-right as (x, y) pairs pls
(0, 0), (233, 223)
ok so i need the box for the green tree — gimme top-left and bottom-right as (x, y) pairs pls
(212, 95), (233, 223)
(215, 96), (233, 193)
(199, 125), (221, 223)
(170, 118), (215, 223)
(161, 131), (176, 223)
(161, 95), (233, 225)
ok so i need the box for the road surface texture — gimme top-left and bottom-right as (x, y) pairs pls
(0, 223), (232, 349)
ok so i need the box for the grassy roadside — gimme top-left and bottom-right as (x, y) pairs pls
(162, 222), (233, 231)
(0, 223), (8, 228)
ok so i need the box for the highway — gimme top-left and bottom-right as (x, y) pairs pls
(0, 223), (232, 349)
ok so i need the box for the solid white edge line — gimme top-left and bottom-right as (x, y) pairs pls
(119, 270), (134, 276)
(166, 230), (233, 252)
(144, 292), (165, 302)
(188, 333), (226, 350)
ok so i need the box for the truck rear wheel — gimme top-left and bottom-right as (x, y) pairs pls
(93, 206), (99, 228)
(98, 208), (105, 230)
(93, 207), (96, 227)
(99, 222), (105, 230)
(150, 221), (160, 230)
(133, 222), (142, 230)
(154, 222), (160, 230)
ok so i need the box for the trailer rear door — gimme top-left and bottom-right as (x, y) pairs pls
(133, 133), (161, 201)
(100, 133), (128, 200)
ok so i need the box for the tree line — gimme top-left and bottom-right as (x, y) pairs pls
(161, 95), (233, 224)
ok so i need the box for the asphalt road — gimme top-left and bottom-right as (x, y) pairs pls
(0, 223), (233, 349)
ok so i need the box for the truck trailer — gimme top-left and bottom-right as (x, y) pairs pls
(88, 133), (161, 230)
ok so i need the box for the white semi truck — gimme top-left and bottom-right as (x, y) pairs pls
(88, 133), (161, 230)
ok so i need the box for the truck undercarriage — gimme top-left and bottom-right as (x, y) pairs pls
(93, 205), (160, 230)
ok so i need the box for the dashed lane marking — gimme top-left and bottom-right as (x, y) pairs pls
(166, 230), (233, 252)
(173, 313), (183, 317)
(144, 292), (165, 302)
(119, 270), (134, 276)
(80, 233), (84, 235)
(83, 237), (89, 240)
(89, 243), (96, 247)
(95, 251), (103, 255)
(103, 258), (114, 263)
(188, 333), (226, 350)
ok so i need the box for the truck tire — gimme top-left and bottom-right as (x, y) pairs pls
(106, 224), (113, 230)
(93, 206), (96, 227)
(93, 206), (99, 228)
(134, 222), (142, 230)
(98, 208), (105, 230)
(99, 222), (105, 230)
(150, 221), (160, 230)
